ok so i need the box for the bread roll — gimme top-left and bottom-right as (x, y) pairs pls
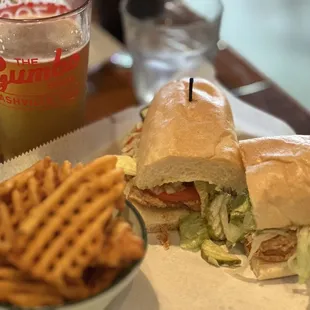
(135, 78), (246, 192)
(240, 135), (310, 230)
(132, 201), (191, 233)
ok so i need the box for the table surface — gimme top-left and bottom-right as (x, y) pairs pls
(86, 46), (310, 135)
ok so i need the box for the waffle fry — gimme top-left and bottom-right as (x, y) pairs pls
(0, 157), (51, 197)
(96, 218), (145, 268)
(8, 294), (64, 308)
(0, 157), (81, 255)
(9, 156), (125, 299)
(0, 202), (14, 254)
(0, 155), (145, 307)
(0, 157), (80, 228)
(0, 264), (64, 306)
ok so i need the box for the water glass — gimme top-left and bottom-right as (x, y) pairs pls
(120, 0), (223, 105)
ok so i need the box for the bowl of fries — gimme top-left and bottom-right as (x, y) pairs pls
(0, 156), (147, 309)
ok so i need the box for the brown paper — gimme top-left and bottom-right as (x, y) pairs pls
(107, 233), (308, 310)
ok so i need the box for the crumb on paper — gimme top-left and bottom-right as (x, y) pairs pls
(156, 226), (170, 250)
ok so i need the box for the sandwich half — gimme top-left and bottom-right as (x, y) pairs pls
(240, 135), (310, 281)
(118, 78), (247, 233)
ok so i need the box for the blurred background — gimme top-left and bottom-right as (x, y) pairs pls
(221, 0), (309, 111)
(94, 0), (310, 110)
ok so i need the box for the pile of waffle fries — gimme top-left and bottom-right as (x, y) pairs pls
(0, 156), (145, 307)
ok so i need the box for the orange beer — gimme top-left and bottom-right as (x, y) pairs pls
(0, 2), (91, 159)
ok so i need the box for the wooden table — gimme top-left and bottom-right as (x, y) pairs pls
(86, 46), (310, 135)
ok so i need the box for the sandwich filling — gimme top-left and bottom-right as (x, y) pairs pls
(243, 227), (310, 283)
(245, 230), (297, 263)
(194, 181), (254, 243)
(121, 122), (142, 159)
(126, 183), (201, 211)
(180, 188), (310, 283)
(120, 125), (310, 283)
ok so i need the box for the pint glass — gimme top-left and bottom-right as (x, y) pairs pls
(0, 0), (91, 160)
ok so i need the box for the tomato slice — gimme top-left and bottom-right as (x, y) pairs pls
(149, 186), (200, 202)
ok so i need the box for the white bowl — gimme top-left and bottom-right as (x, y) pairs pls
(0, 201), (147, 310)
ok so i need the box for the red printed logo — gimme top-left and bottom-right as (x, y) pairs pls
(0, 48), (84, 110)
(0, 1), (87, 110)
(0, 1), (69, 18)
(0, 49), (80, 92)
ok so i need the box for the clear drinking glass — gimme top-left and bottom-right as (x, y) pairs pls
(120, 0), (223, 105)
(0, 0), (91, 160)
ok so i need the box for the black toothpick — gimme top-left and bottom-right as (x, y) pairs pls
(189, 77), (194, 102)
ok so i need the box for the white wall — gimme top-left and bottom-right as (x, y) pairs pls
(220, 0), (310, 110)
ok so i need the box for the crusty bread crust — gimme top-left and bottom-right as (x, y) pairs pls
(135, 78), (246, 193)
(124, 179), (192, 233)
(129, 201), (191, 233)
(240, 135), (310, 229)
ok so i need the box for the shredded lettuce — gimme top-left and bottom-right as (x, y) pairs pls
(179, 213), (209, 252)
(230, 196), (251, 222)
(194, 181), (217, 218)
(206, 194), (231, 240)
(194, 182), (255, 243)
(229, 194), (247, 211)
(256, 229), (290, 237)
(242, 212), (256, 234)
(288, 226), (310, 284)
(226, 230), (287, 280)
(228, 196), (256, 242)
(220, 204), (243, 244)
(195, 182), (255, 242)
